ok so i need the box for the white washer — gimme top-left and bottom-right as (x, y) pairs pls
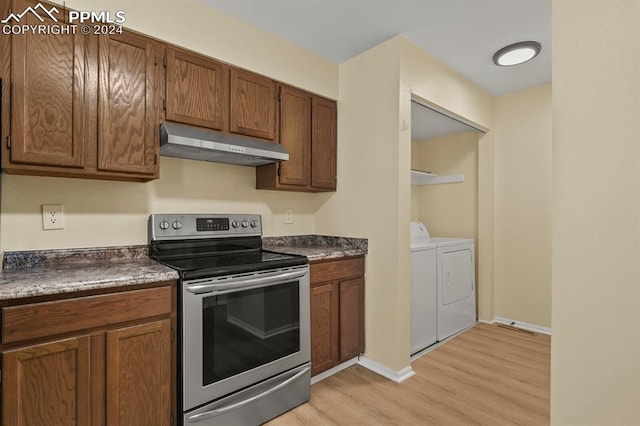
(410, 222), (437, 354)
(410, 222), (477, 344)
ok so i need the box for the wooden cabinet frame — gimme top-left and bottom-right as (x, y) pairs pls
(229, 69), (278, 141)
(165, 47), (229, 131)
(0, 0), (337, 189)
(1, 0), (160, 182)
(256, 85), (337, 192)
(0, 282), (176, 425)
(310, 256), (365, 376)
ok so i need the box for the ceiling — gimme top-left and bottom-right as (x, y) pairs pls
(203, 0), (551, 97)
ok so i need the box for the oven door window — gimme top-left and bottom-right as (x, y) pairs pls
(202, 281), (300, 386)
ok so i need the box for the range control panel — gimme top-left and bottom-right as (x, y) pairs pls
(148, 214), (262, 241)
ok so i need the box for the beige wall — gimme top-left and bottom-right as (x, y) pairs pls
(65, 0), (338, 99)
(314, 38), (405, 370)
(1, 158), (317, 250)
(552, 1), (640, 423)
(400, 39), (495, 324)
(494, 84), (551, 328)
(1, 0), (338, 252)
(314, 36), (494, 372)
(411, 131), (479, 240)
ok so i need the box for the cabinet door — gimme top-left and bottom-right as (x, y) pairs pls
(2, 336), (91, 426)
(279, 85), (311, 187)
(311, 97), (337, 190)
(339, 277), (365, 361)
(8, 0), (89, 168)
(166, 47), (229, 130)
(310, 282), (339, 376)
(105, 319), (171, 426)
(230, 69), (277, 141)
(97, 32), (159, 176)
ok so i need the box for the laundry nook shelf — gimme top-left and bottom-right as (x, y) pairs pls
(411, 169), (464, 185)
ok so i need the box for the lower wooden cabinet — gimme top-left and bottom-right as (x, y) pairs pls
(310, 282), (340, 375)
(105, 320), (171, 426)
(338, 276), (365, 360)
(310, 256), (365, 376)
(0, 283), (176, 426)
(2, 336), (91, 425)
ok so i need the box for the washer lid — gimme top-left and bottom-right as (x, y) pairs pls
(410, 222), (432, 247)
(429, 237), (474, 247)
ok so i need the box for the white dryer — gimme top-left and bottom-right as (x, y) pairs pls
(410, 222), (437, 354)
(411, 222), (477, 343)
(430, 236), (476, 340)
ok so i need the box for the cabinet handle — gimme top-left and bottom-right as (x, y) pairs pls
(6, 136), (10, 149)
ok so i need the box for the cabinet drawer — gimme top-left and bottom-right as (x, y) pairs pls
(2, 286), (172, 344)
(310, 256), (364, 285)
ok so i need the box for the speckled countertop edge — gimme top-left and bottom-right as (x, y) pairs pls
(3, 245), (150, 270)
(263, 235), (368, 262)
(0, 236), (367, 300)
(0, 245), (178, 301)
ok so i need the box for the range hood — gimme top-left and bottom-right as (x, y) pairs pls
(160, 122), (288, 167)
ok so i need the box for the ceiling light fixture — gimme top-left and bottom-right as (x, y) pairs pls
(493, 41), (541, 67)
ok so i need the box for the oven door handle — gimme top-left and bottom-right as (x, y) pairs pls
(185, 365), (311, 423)
(185, 268), (308, 294)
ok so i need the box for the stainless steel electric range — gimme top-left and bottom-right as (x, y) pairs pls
(148, 214), (310, 426)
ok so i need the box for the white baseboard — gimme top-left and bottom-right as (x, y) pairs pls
(492, 316), (551, 335)
(311, 358), (358, 385)
(357, 356), (415, 383)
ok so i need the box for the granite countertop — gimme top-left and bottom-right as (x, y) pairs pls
(262, 235), (368, 262)
(0, 246), (178, 301)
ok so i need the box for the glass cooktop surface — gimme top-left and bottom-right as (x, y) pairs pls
(155, 250), (307, 279)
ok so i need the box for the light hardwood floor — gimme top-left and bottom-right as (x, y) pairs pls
(268, 323), (550, 425)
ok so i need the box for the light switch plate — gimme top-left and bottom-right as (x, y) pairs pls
(284, 208), (294, 224)
(42, 204), (64, 230)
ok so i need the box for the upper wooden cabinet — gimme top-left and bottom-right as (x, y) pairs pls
(165, 47), (229, 131)
(256, 86), (337, 192)
(0, 1), (336, 188)
(5, 0), (89, 170)
(230, 69), (278, 141)
(164, 49), (280, 142)
(311, 97), (337, 190)
(278, 85), (312, 187)
(1, 0), (160, 182)
(97, 32), (159, 177)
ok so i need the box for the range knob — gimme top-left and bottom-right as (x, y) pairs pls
(231, 220), (240, 228)
(159, 220), (170, 230)
(172, 220), (182, 230)
(241, 220), (249, 228)
(250, 220), (258, 228)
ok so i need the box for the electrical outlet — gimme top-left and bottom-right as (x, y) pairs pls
(42, 204), (64, 230)
(284, 208), (294, 224)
